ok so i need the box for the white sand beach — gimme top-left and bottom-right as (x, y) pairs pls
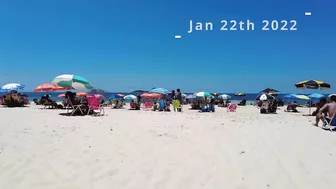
(1, 105), (336, 189)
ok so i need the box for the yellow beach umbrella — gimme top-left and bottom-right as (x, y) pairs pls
(295, 80), (331, 90)
(295, 95), (310, 100)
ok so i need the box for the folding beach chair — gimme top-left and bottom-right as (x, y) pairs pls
(143, 101), (153, 110)
(323, 112), (336, 131)
(67, 98), (84, 116)
(87, 95), (105, 116)
(227, 103), (237, 112)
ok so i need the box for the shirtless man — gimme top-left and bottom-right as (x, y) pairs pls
(314, 95), (336, 127)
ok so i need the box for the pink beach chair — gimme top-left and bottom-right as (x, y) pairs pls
(87, 95), (105, 116)
(143, 101), (153, 110)
(227, 103), (237, 112)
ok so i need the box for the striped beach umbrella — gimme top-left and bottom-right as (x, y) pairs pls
(295, 80), (330, 90)
(260, 88), (279, 94)
(1, 83), (25, 92)
(34, 83), (72, 92)
(256, 93), (274, 100)
(218, 94), (231, 100)
(51, 74), (93, 90)
(193, 91), (213, 98)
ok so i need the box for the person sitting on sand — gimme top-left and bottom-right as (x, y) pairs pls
(153, 102), (158, 111)
(209, 98), (215, 112)
(312, 98), (327, 116)
(285, 101), (299, 112)
(218, 99), (224, 107)
(314, 96), (336, 127)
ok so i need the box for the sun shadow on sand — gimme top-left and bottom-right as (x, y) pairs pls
(58, 112), (86, 116)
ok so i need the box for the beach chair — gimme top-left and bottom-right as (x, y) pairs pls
(323, 112), (336, 131)
(227, 103), (237, 112)
(87, 96), (105, 116)
(143, 101), (153, 110)
(67, 98), (84, 116)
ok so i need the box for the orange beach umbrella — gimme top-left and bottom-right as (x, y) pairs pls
(34, 83), (72, 92)
(140, 93), (161, 99)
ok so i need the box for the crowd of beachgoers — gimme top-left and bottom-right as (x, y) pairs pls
(1, 87), (335, 130)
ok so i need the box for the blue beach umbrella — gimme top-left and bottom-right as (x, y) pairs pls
(149, 87), (170, 94)
(109, 94), (124, 100)
(308, 93), (325, 99)
(1, 83), (25, 92)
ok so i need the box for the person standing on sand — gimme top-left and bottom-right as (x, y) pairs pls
(176, 88), (182, 111)
(314, 96), (336, 127)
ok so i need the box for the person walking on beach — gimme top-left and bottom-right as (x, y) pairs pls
(314, 96), (336, 127)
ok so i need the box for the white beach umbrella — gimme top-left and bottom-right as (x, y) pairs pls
(1, 83), (25, 92)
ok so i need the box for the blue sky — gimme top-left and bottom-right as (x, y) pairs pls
(0, 0), (335, 93)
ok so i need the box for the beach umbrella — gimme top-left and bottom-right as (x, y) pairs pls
(269, 92), (278, 96)
(140, 93), (161, 99)
(218, 94), (232, 100)
(295, 80), (330, 90)
(51, 74), (93, 90)
(295, 95), (310, 100)
(193, 91), (213, 98)
(117, 93), (125, 97)
(57, 94), (65, 98)
(329, 94), (336, 98)
(34, 83), (72, 92)
(308, 93), (325, 99)
(211, 93), (219, 97)
(108, 94), (124, 100)
(1, 83), (25, 92)
(235, 93), (245, 96)
(260, 88), (279, 94)
(124, 94), (137, 100)
(186, 94), (194, 99)
(182, 93), (186, 99)
(256, 93), (274, 100)
(76, 92), (88, 97)
(149, 87), (169, 94)
(94, 94), (105, 99)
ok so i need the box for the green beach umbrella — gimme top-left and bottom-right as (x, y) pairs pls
(51, 74), (93, 90)
(193, 91), (213, 98)
(218, 94), (231, 100)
